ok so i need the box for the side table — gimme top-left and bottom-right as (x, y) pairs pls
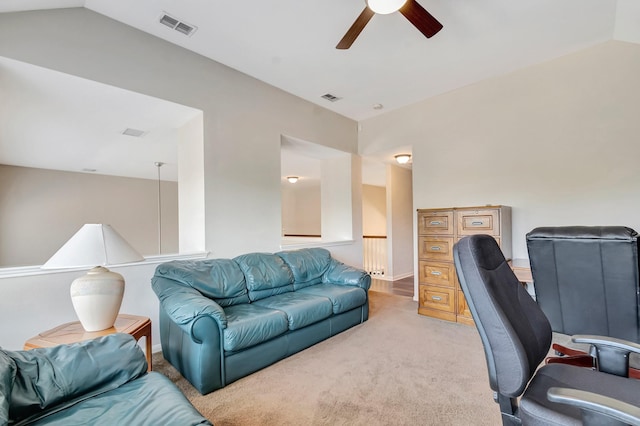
(24, 314), (152, 371)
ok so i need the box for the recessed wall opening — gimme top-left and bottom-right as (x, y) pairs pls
(0, 57), (205, 267)
(280, 135), (354, 247)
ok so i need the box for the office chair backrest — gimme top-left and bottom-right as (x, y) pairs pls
(527, 226), (640, 342)
(454, 235), (552, 398)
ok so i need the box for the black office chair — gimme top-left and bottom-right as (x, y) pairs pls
(454, 234), (640, 426)
(526, 226), (640, 343)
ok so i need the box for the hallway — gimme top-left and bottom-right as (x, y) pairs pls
(369, 276), (414, 298)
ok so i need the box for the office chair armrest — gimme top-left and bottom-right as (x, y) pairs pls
(547, 387), (640, 426)
(572, 335), (640, 377)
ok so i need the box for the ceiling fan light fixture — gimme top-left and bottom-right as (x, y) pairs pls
(286, 176), (299, 183)
(366, 0), (408, 14)
(394, 154), (411, 164)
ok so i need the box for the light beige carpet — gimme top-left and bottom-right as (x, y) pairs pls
(153, 291), (502, 425)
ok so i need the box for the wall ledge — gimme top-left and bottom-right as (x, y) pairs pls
(279, 238), (354, 250)
(0, 252), (209, 279)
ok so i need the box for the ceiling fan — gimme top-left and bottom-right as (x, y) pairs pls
(336, 0), (443, 49)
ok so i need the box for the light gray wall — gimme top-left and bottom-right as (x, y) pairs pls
(0, 8), (361, 350)
(360, 40), (640, 264)
(0, 165), (178, 266)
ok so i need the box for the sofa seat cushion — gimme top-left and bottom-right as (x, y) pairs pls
(298, 284), (367, 314)
(253, 292), (333, 331)
(223, 304), (289, 352)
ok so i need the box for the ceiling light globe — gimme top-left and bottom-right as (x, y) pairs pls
(394, 154), (411, 164)
(287, 176), (299, 183)
(366, 0), (408, 14)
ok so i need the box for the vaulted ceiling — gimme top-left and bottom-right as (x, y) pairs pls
(1, 0), (639, 183)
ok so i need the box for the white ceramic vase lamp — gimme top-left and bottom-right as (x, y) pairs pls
(42, 224), (144, 332)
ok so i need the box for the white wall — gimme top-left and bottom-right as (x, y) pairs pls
(320, 155), (355, 242)
(0, 8), (361, 350)
(177, 114), (206, 253)
(360, 40), (640, 262)
(386, 165), (413, 279)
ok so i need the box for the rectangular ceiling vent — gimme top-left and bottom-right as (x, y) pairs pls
(321, 93), (342, 102)
(159, 12), (197, 37)
(122, 128), (146, 138)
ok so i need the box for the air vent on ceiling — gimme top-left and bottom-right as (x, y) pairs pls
(122, 128), (146, 137)
(321, 93), (342, 102)
(159, 12), (197, 37)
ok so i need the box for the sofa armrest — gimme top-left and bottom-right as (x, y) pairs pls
(4, 334), (147, 424)
(323, 259), (371, 290)
(152, 276), (227, 330)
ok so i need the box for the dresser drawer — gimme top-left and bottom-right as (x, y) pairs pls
(419, 285), (455, 313)
(418, 236), (454, 261)
(457, 290), (473, 320)
(417, 211), (454, 235)
(419, 260), (456, 287)
(456, 209), (500, 236)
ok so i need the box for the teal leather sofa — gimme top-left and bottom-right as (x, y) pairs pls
(0, 333), (211, 426)
(152, 247), (371, 395)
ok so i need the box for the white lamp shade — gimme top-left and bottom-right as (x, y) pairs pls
(366, 0), (408, 14)
(41, 224), (143, 332)
(42, 224), (144, 269)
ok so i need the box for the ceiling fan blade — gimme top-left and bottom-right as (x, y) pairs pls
(336, 7), (375, 50)
(399, 0), (443, 39)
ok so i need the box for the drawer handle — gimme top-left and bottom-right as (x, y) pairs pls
(430, 246), (441, 251)
(430, 220), (442, 225)
(431, 296), (442, 301)
(431, 271), (442, 276)
(471, 221), (484, 226)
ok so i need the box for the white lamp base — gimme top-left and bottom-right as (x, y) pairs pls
(70, 266), (125, 332)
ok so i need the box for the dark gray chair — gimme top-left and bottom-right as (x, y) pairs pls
(454, 234), (640, 426)
(526, 226), (640, 342)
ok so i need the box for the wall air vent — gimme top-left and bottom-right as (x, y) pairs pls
(159, 12), (197, 37)
(122, 128), (146, 137)
(321, 93), (342, 102)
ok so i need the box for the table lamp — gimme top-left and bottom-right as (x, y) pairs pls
(42, 224), (144, 332)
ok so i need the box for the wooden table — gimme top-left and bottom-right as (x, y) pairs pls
(24, 314), (152, 371)
(509, 258), (533, 283)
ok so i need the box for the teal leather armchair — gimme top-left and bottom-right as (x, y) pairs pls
(1, 333), (211, 426)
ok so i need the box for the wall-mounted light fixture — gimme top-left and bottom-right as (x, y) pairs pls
(286, 176), (299, 183)
(394, 154), (411, 164)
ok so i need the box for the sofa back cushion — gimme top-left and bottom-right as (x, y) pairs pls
(4, 334), (147, 424)
(277, 248), (331, 290)
(234, 253), (294, 301)
(154, 259), (249, 307)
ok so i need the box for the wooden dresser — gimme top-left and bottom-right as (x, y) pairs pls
(417, 205), (512, 324)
